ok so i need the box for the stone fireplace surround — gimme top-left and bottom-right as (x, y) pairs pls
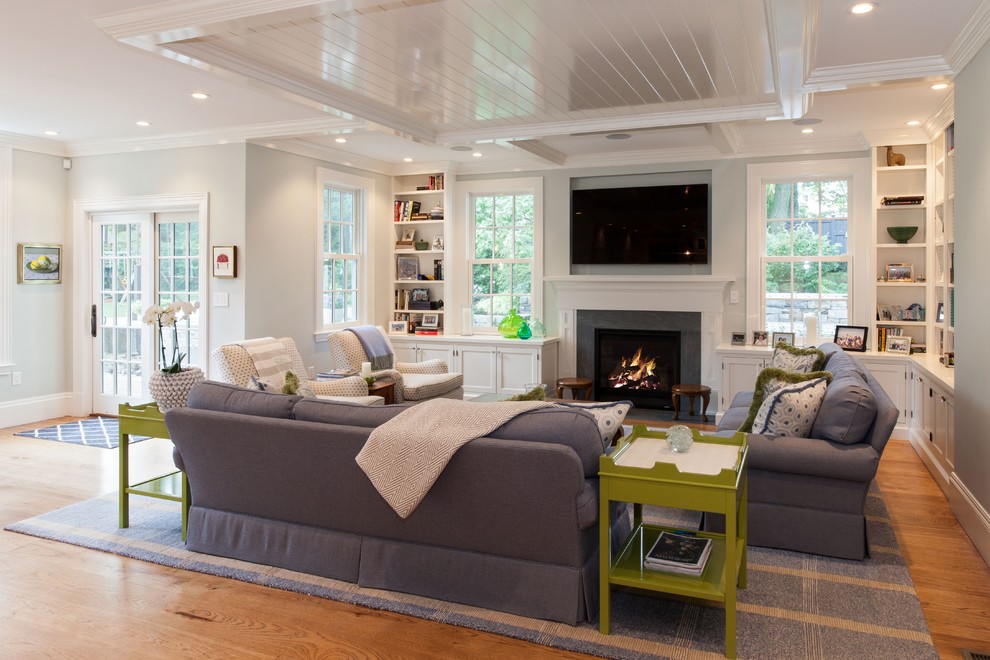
(547, 275), (734, 395)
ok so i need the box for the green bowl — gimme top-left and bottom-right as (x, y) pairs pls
(886, 226), (918, 243)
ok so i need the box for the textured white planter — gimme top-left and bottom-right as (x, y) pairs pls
(148, 366), (205, 411)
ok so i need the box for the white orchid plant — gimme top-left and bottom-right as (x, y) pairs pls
(143, 300), (200, 374)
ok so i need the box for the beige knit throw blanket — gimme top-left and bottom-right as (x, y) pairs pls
(234, 337), (291, 378)
(356, 398), (552, 518)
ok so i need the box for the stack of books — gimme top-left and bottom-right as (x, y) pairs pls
(317, 369), (357, 380)
(644, 531), (712, 576)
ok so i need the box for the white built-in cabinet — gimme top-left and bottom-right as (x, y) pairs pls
(390, 335), (559, 396)
(907, 356), (955, 492)
(856, 354), (908, 425)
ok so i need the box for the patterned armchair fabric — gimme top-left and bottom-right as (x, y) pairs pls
(327, 327), (463, 403)
(212, 337), (385, 405)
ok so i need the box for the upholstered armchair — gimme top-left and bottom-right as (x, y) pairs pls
(212, 337), (385, 405)
(326, 326), (463, 403)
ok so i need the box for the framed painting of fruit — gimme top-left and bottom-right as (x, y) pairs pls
(17, 243), (61, 284)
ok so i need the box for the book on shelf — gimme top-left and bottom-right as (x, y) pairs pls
(393, 200), (422, 222)
(880, 195), (924, 205)
(415, 328), (439, 335)
(643, 531), (712, 576)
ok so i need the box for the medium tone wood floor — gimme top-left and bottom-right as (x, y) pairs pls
(2, 416), (989, 659)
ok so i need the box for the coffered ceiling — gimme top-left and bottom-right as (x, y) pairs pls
(2, 0), (988, 171)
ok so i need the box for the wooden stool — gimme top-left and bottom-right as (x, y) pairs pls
(671, 384), (712, 422)
(555, 376), (593, 400)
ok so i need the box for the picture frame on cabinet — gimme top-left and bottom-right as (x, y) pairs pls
(885, 263), (914, 282)
(397, 256), (419, 280)
(753, 330), (768, 346)
(886, 336), (912, 355)
(834, 325), (869, 352)
(388, 320), (409, 335)
(731, 332), (746, 346)
(772, 332), (796, 347)
(420, 313), (439, 328)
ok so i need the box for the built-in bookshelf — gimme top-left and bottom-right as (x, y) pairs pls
(391, 172), (451, 335)
(933, 124), (955, 360)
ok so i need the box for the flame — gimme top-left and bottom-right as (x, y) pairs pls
(608, 346), (664, 390)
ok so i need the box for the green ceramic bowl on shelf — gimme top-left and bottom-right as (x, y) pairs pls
(886, 226), (918, 243)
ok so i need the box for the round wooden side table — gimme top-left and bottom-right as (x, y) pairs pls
(555, 376), (593, 400)
(671, 383), (712, 422)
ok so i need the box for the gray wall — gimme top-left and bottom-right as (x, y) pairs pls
(953, 42), (990, 519)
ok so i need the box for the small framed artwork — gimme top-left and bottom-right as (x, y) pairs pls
(212, 245), (237, 278)
(834, 325), (869, 352)
(397, 256), (419, 280)
(17, 243), (62, 284)
(772, 332), (796, 347)
(730, 331), (746, 346)
(411, 287), (430, 302)
(885, 263), (914, 282)
(753, 330), (768, 346)
(420, 313), (440, 328)
(432, 235), (444, 250)
(877, 304), (892, 321)
(886, 336), (912, 355)
(388, 320), (409, 334)
(936, 302), (945, 323)
(401, 228), (417, 242)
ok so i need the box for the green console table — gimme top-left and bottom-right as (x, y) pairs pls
(599, 425), (748, 658)
(118, 402), (189, 541)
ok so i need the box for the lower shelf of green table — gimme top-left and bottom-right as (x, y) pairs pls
(126, 471), (183, 501)
(607, 523), (746, 601)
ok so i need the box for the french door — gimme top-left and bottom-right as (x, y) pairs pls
(91, 212), (202, 415)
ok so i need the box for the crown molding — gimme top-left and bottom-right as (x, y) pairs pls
(0, 132), (66, 156)
(506, 140), (568, 166)
(804, 56), (954, 91)
(945, 0), (990, 73)
(925, 94), (956, 139)
(860, 128), (931, 147)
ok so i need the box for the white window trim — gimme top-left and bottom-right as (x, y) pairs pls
(0, 146), (12, 371)
(746, 158), (872, 341)
(459, 177), (544, 335)
(315, 168), (375, 340)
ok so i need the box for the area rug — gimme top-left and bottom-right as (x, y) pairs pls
(13, 417), (146, 449)
(4, 487), (936, 659)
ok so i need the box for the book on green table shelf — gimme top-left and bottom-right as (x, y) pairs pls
(644, 531), (712, 575)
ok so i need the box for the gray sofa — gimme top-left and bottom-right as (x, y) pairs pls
(165, 381), (630, 624)
(714, 342), (898, 559)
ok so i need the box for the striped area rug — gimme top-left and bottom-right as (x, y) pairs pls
(14, 417), (147, 450)
(4, 486), (936, 659)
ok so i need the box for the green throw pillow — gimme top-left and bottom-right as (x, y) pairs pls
(770, 342), (827, 373)
(281, 370), (300, 395)
(505, 386), (547, 401)
(738, 367), (833, 432)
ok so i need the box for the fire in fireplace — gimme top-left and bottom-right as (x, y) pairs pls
(595, 329), (681, 409)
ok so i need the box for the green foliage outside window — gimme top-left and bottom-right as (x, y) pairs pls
(471, 193), (535, 328)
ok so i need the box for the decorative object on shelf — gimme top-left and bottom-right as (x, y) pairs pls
(885, 336), (912, 355)
(17, 243), (62, 284)
(936, 302), (945, 323)
(396, 256), (419, 280)
(666, 425), (694, 453)
(885, 263), (914, 282)
(461, 307), (474, 336)
(752, 330), (768, 346)
(414, 240), (429, 250)
(886, 226), (918, 243)
(144, 299), (204, 410)
(771, 332), (795, 347)
(401, 228), (416, 242)
(429, 206), (444, 220)
(529, 317), (546, 338)
(834, 325), (868, 352)
(432, 235), (444, 250)
(905, 303), (925, 321)
(803, 313), (818, 345)
(731, 332), (746, 346)
(388, 320), (408, 334)
(211, 245), (237, 278)
(420, 313), (439, 329)
(880, 195), (924, 205)
(885, 145), (905, 166)
(517, 321), (532, 340)
(497, 308), (525, 339)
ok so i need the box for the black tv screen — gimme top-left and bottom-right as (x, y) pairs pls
(571, 183), (710, 265)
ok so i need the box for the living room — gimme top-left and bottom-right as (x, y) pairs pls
(3, 0), (990, 657)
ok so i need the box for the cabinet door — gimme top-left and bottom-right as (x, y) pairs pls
(909, 369), (931, 446)
(932, 385), (954, 469)
(862, 362), (907, 423)
(496, 346), (539, 394)
(390, 340), (418, 364)
(417, 343), (453, 368)
(719, 356), (766, 413)
(456, 345), (497, 393)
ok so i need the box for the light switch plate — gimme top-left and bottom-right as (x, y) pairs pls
(730, 290), (739, 304)
(213, 292), (229, 307)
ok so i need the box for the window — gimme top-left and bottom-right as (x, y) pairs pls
(464, 178), (543, 332)
(747, 159), (870, 342)
(317, 169), (372, 332)
(156, 213), (200, 370)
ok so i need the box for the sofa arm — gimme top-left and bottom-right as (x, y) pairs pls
(746, 433), (881, 483)
(396, 359), (449, 374)
(307, 375), (370, 398)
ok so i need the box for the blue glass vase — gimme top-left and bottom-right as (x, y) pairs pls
(517, 321), (532, 340)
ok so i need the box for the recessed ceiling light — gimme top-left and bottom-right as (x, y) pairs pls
(605, 133), (631, 140)
(793, 117), (822, 126)
(849, 3), (876, 14)
(403, 157), (413, 162)
(931, 83), (949, 90)
(334, 137), (347, 143)
(801, 128), (815, 134)
(44, 130), (59, 136)
(191, 92), (210, 100)
(905, 120), (921, 126)
(450, 145), (473, 152)
(472, 152), (483, 157)
(136, 121), (151, 127)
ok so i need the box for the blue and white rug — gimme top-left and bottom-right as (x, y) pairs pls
(14, 417), (147, 450)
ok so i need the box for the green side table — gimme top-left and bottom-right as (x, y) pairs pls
(118, 402), (190, 541)
(599, 425), (748, 658)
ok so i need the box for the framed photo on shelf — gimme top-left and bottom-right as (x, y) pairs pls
(730, 332), (746, 346)
(396, 256), (419, 280)
(834, 325), (869, 352)
(876, 304), (892, 321)
(771, 332), (796, 347)
(388, 320), (409, 334)
(886, 336), (912, 355)
(432, 235), (444, 250)
(885, 263), (914, 282)
(17, 243), (62, 284)
(401, 228), (416, 242)
(212, 245), (237, 278)
(411, 288), (430, 302)
(753, 330), (768, 346)
(936, 302), (945, 323)
(420, 313), (440, 328)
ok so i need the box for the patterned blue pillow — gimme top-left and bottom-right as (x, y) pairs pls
(751, 377), (828, 437)
(552, 400), (632, 450)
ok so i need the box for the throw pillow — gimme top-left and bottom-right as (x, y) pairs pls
(248, 370), (315, 397)
(738, 367), (833, 432)
(552, 400), (632, 450)
(751, 377), (829, 437)
(506, 386), (547, 401)
(770, 343), (827, 373)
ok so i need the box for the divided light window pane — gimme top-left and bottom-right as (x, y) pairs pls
(469, 193), (535, 329)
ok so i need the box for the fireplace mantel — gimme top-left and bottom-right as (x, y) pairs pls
(548, 275), (735, 387)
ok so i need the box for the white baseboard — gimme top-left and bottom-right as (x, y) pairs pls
(949, 474), (990, 569)
(0, 392), (77, 429)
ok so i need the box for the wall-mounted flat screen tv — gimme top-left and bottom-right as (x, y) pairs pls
(571, 183), (710, 265)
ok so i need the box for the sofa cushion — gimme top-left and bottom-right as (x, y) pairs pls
(549, 400), (632, 451)
(810, 375), (878, 445)
(821, 344), (868, 382)
(751, 377), (829, 438)
(770, 343), (826, 373)
(400, 371), (464, 400)
(187, 381), (301, 418)
(739, 368), (833, 432)
(488, 406), (609, 476)
(293, 397), (414, 426)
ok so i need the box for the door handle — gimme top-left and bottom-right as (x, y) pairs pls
(91, 304), (97, 338)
